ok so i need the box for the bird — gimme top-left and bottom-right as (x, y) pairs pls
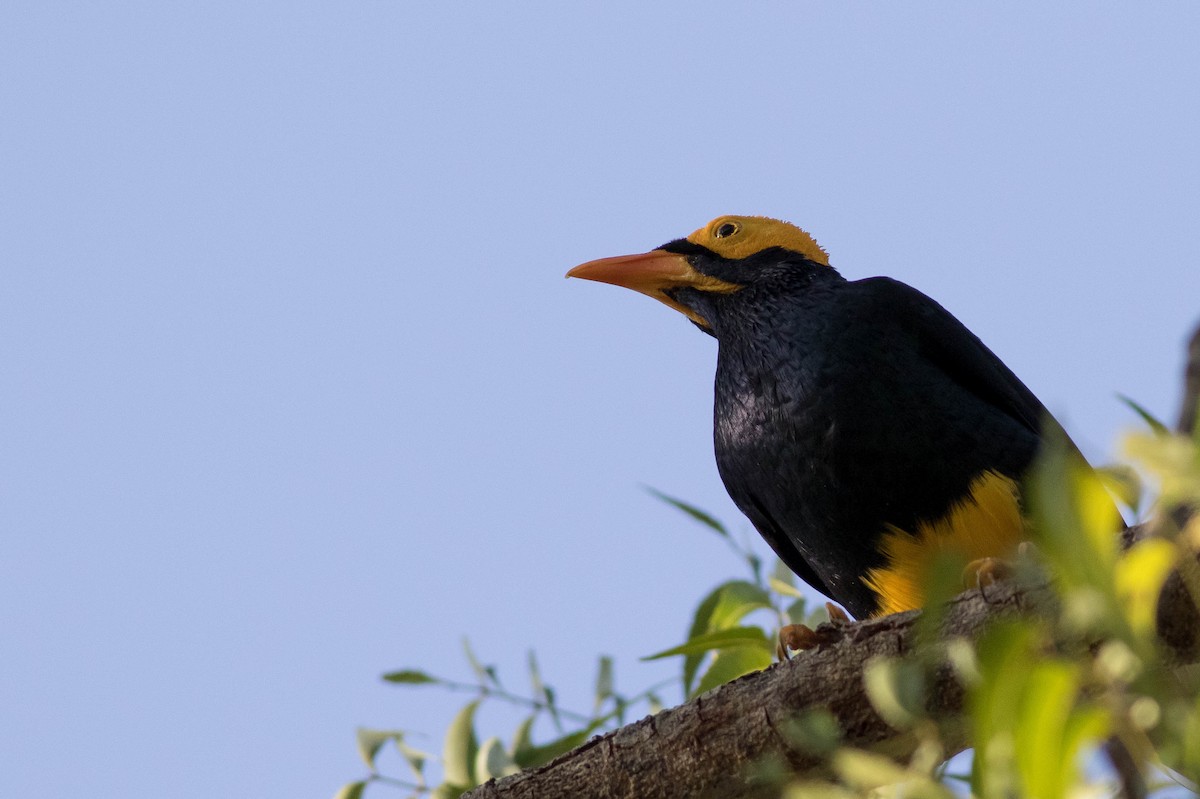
(567, 215), (1100, 625)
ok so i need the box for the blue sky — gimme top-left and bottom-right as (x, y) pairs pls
(3, 3), (1198, 797)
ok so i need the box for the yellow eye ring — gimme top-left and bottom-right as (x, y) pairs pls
(714, 221), (740, 238)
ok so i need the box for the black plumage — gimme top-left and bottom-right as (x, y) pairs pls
(569, 216), (1080, 620)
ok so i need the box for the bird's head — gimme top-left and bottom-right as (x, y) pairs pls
(566, 215), (831, 332)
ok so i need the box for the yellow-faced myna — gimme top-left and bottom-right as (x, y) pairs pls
(568, 215), (1087, 621)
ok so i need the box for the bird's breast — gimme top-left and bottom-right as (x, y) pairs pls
(713, 344), (842, 523)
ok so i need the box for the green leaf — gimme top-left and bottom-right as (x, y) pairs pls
(508, 715), (536, 763)
(1095, 463), (1142, 514)
(745, 551), (763, 584)
(525, 651), (561, 729)
(462, 639), (496, 688)
(475, 736), (518, 781)
(944, 638), (981, 687)
(543, 685), (561, 731)
(1029, 429), (1125, 639)
(863, 657), (926, 730)
(644, 487), (728, 538)
(768, 576), (805, 599)
(1059, 706), (1111, 791)
(694, 644), (773, 697)
(527, 650), (546, 704)
(680, 580), (774, 693)
(612, 693), (628, 726)
(381, 669), (440, 686)
(333, 780), (367, 799)
(355, 728), (399, 770)
(706, 581), (774, 630)
(781, 708), (842, 756)
(782, 783), (859, 799)
(395, 738), (431, 785)
(771, 557), (795, 586)
(430, 785), (467, 799)
(833, 748), (913, 790)
(681, 587), (726, 693)
(513, 726), (594, 769)
(593, 655), (614, 712)
(1116, 538), (1179, 638)
(785, 597), (809, 625)
(912, 550), (975, 649)
(643, 626), (771, 661)
(1122, 431), (1200, 509)
(442, 701), (480, 788)
(971, 621), (1037, 796)
(1118, 394), (1171, 435)
(803, 603), (832, 630)
(1015, 661), (1081, 798)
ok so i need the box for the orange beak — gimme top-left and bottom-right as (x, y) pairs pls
(566, 250), (739, 328)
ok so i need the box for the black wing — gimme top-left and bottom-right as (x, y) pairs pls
(740, 489), (839, 601)
(869, 277), (1056, 440)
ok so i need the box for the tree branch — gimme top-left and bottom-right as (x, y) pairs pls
(464, 578), (1047, 799)
(465, 318), (1200, 799)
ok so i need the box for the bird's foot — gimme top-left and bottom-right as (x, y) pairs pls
(776, 602), (852, 660)
(962, 556), (1014, 590)
(963, 542), (1038, 598)
(824, 602), (852, 626)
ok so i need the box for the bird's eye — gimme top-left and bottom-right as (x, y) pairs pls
(714, 221), (739, 238)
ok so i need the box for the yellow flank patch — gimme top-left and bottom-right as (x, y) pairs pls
(863, 471), (1026, 616)
(686, 215), (830, 266)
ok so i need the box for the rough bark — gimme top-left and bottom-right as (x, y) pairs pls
(464, 577), (1044, 799)
(465, 530), (1200, 799)
(464, 318), (1200, 799)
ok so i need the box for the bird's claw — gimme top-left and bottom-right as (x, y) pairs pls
(1016, 540), (1039, 559)
(776, 602), (852, 659)
(777, 624), (822, 659)
(824, 601), (852, 626)
(964, 542), (1039, 603)
(963, 556), (1014, 590)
